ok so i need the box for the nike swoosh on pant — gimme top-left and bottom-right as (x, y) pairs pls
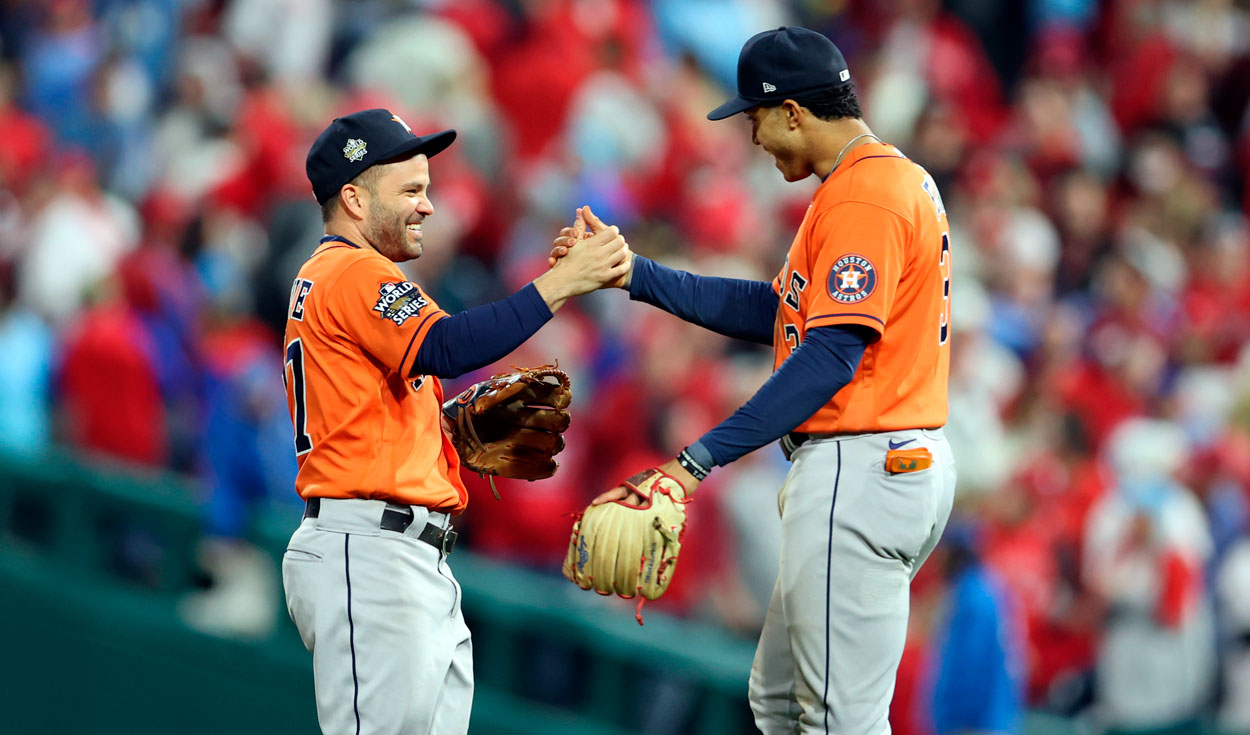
(888, 438), (916, 450)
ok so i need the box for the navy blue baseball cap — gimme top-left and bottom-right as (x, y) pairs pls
(707, 27), (852, 121)
(306, 108), (456, 205)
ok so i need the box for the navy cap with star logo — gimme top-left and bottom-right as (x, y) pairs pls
(305, 108), (456, 205)
(708, 27), (852, 121)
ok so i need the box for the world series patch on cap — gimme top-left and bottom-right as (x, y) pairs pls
(306, 108), (456, 205)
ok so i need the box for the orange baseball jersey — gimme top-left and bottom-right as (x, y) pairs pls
(283, 235), (468, 512)
(773, 142), (951, 433)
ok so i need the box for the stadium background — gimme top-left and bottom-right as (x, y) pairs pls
(2, 0), (1250, 733)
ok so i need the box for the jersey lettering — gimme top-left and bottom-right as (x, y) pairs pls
(784, 271), (808, 311)
(939, 232), (951, 345)
(922, 173), (946, 219)
(289, 278), (314, 321)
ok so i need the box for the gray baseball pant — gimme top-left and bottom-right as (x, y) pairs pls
(749, 429), (956, 734)
(283, 498), (472, 735)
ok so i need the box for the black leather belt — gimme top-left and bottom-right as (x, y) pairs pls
(781, 432), (848, 461)
(781, 432), (818, 461)
(304, 497), (457, 555)
(786, 432), (812, 447)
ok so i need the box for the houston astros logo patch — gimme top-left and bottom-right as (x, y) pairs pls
(828, 254), (877, 303)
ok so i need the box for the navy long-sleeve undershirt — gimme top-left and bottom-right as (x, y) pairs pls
(691, 324), (871, 468)
(625, 253), (873, 469)
(628, 256), (776, 345)
(412, 282), (552, 379)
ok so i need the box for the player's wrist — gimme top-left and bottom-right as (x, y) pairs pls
(532, 270), (576, 311)
(676, 443), (713, 482)
(618, 252), (635, 290)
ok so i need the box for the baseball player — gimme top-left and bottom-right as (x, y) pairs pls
(281, 108), (629, 735)
(555, 28), (957, 734)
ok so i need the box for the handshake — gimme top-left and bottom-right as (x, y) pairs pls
(531, 207), (634, 312)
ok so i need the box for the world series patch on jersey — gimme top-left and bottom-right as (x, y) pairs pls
(772, 142), (951, 435)
(373, 281), (429, 326)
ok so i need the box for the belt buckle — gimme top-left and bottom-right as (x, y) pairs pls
(440, 527), (458, 556)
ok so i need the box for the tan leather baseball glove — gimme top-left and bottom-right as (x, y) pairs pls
(563, 468), (690, 622)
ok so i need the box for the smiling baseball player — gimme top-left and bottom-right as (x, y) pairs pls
(281, 109), (629, 735)
(556, 28), (957, 734)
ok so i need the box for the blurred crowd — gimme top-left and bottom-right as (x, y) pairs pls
(1, 0), (1250, 733)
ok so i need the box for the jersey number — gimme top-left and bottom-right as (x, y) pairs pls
(284, 339), (313, 456)
(939, 232), (951, 345)
(783, 323), (801, 349)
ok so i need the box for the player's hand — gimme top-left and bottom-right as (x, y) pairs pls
(549, 206), (634, 289)
(533, 220), (630, 311)
(591, 458), (700, 505)
(548, 206), (589, 268)
(554, 220), (630, 292)
(547, 228), (576, 267)
(548, 206), (589, 265)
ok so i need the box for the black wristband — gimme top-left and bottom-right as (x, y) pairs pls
(676, 447), (711, 481)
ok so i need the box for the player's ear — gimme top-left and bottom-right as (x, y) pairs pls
(340, 184), (368, 221)
(782, 100), (803, 129)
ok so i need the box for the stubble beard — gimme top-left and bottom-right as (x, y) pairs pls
(366, 200), (421, 262)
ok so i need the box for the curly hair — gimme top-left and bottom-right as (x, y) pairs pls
(765, 84), (863, 121)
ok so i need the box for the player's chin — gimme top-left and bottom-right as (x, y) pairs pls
(389, 242), (422, 262)
(404, 233), (424, 258)
(773, 156), (801, 182)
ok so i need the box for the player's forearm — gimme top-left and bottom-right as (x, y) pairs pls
(412, 283), (553, 379)
(693, 325), (871, 467)
(628, 256), (776, 345)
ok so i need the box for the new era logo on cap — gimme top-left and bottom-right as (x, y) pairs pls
(763, 82), (777, 93)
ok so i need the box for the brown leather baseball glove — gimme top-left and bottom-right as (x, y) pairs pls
(443, 365), (572, 498)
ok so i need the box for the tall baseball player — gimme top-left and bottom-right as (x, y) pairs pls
(556, 28), (956, 734)
(281, 108), (630, 735)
